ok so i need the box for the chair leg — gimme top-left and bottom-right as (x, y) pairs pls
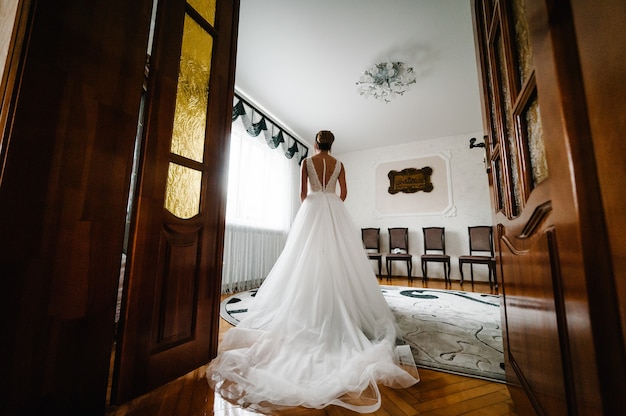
(407, 260), (412, 282)
(387, 260), (391, 281)
(459, 260), (465, 285)
(442, 262), (446, 284)
(377, 259), (382, 279)
(490, 262), (497, 289)
(470, 264), (475, 285)
(421, 261), (427, 282)
(494, 266), (498, 289)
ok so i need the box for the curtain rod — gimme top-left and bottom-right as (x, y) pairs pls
(233, 92), (309, 151)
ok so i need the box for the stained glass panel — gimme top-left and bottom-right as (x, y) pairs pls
(170, 15), (213, 162)
(524, 97), (548, 186)
(188, 0), (216, 25)
(496, 30), (521, 215)
(487, 54), (499, 147)
(494, 157), (505, 212)
(165, 162), (202, 219)
(511, 0), (534, 86)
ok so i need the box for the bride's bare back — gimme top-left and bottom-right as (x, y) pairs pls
(301, 153), (347, 201)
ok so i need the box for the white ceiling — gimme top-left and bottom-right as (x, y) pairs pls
(235, 0), (484, 155)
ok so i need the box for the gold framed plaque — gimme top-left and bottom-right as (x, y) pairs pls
(387, 167), (433, 194)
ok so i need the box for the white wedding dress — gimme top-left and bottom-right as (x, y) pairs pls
(206, 157), (419, 413)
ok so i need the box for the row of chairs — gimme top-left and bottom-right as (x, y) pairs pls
(361, 226), (497, 287)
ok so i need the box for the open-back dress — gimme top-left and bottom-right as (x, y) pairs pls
(206, 156), (419, 413)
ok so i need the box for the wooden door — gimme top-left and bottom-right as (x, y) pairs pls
(112, 0), (239, 403)
(473, 0), (625, 414)
(0, 1), (154, 414)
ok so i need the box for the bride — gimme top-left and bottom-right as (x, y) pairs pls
(206, 130), (419, 413)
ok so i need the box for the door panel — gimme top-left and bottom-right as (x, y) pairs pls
(153, 216), (202, 349)
(473, 0), (626, 414)
(499, 223), (569, 415)
(0, 1), (153, 413)
(474, 0), (571, 412)
(113, 0), (239, 403)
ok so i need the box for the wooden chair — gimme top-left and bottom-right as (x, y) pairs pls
(386, 228), (413, 281)
(421, 227), (451, 283)
(361, 228), (382, 278)
(458, 226), (497, 287)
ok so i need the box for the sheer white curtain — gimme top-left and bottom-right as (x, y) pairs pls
(221, 119), (300, 293)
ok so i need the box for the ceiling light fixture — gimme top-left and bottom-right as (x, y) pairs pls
(356, 62), (416, 103)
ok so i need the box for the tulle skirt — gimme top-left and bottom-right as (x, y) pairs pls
(207, 192), (419, 413)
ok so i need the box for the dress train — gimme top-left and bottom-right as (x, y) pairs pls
(206, 157), (419, 412)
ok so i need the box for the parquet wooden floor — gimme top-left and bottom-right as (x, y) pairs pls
(107, 277), (518, 416)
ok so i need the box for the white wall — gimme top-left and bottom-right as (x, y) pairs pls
(338, 131), (494, 282)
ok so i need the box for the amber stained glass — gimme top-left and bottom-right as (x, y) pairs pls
(187, 0), (216, 25)
(171, 15), (213, 163)
(165, 163), (202, 219)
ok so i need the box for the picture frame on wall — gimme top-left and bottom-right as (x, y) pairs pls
(375, 153), (455, 217)
(387, 166), (434, 194)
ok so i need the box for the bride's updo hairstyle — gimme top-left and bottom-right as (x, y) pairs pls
(315, 130), (335, 151)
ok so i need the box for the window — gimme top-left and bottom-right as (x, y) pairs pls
(221, 118), (300, 293)
(225, 118), (298, 231)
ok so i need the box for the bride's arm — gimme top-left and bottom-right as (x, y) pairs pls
(300, 161), (308, 202)
(338, 164), (347, 201)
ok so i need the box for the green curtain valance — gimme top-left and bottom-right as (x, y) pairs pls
(232, 94), (309, 164)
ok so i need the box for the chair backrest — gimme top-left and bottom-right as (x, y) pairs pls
(361, 228), (380, 251)
(468, 226), (494, 255)
(423, 227), (446, 254)
(388, 228), (409, 252)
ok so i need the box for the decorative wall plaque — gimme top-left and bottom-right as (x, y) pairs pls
(387, 167), (433, 194)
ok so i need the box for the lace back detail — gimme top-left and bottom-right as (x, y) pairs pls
(307, 157), (341, 194)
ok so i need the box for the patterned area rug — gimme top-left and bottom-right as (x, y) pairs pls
(220, 286), (505, 382)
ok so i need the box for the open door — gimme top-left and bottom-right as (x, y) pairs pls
(112, 0), (239, 403)
(473, 0), (625, 414)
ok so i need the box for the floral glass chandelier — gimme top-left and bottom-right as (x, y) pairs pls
(356, 62), (416, 103)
